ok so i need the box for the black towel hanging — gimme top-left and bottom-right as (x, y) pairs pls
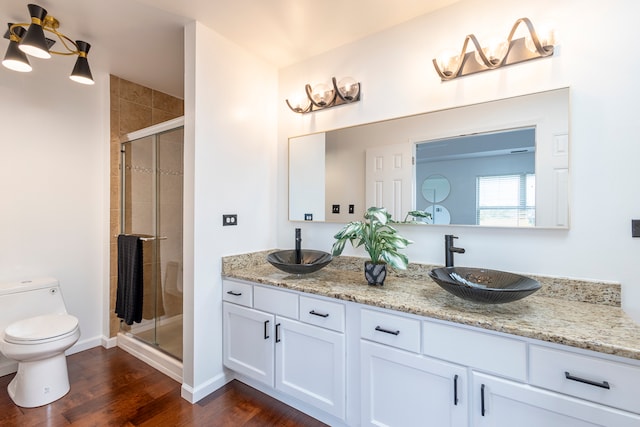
(115, 234), (144, 325)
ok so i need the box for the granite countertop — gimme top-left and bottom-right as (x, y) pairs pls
(222, 251), (640, 361)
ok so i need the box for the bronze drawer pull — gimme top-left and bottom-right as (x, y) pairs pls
(565, 371), (611, 389)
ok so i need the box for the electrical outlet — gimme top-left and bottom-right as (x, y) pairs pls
(304, 213), (313, 221)
(348, 204), (355, 214)
(332, 204), (340, 214)
(222, 214), (237, 226)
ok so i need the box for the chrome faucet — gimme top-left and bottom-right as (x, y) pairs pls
(445, 234), (465, 267)
(295, 228), (302, 264)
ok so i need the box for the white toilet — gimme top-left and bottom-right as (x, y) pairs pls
(0, 278), (80, 408)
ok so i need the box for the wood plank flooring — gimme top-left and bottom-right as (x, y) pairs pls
(0, 346), (328, 426)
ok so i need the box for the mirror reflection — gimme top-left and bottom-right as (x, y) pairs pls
(416, 128), (535, 226)
(289, 88), (569, 228)
(421, 174), (451, 203)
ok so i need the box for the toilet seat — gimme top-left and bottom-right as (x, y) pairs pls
(4, 314), (79, 344)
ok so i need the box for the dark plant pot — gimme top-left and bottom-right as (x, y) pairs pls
(364, 261), (387, 286)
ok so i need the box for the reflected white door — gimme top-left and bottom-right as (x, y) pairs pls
(365, 143), (414, 221)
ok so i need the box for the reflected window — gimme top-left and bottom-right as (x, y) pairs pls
(476, 174), (535, 226)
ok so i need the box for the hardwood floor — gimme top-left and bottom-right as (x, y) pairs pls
(0, 347), (328, 426)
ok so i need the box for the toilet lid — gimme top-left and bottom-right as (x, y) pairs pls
(4, 314), (79, 343)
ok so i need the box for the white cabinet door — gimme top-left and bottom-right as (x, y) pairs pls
(223, 302), (274, 387)
(361, 340), (468, 427)
(472, 372), (640, 427)
(275, 316), (345, 419)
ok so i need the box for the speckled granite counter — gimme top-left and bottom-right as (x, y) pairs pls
(222, 250), (640, 361)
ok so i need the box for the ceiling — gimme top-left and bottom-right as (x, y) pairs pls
(3, 0), (460, 97)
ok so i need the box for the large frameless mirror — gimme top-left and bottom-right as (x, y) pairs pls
(289, 88), (569, 228)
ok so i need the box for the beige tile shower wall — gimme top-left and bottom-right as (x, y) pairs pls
(109, 75), (184, 337)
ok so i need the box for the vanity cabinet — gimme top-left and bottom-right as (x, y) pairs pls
(223, 302), (274, 385)
(222, 276), (640, 426)
(222, 280), (346, 420)
(423, 319), (640, 426)
(275, 316), (345, 418)
(360, 308), (468, 427)
(423, 321), (527, 382)
(528, 345), (640, 415)
(472, 372), (640, 426)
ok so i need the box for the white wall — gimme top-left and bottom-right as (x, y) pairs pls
(278, 0), (640, 320)
(182, 21), (278, 402)
(0, 57), (108, 351)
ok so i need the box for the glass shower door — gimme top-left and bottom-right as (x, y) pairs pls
(121, 126), (184, 360)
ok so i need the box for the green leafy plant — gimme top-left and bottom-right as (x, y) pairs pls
(331, 206), (413, 270)
(396, 210), (432, 224)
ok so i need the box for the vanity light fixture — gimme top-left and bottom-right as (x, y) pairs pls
(2, 3), (94, 85)
(433, 17), (554, 81)
(286, 76), (361, 114)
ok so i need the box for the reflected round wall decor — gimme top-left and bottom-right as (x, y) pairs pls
(422, 174), (451, 203)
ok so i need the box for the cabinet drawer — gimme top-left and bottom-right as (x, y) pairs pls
(254, 286), (299, 319)
(222, 280), (253, 307)
(361, 308), (421, 353)
(530, 345), (640, 414)
(299, 296), (345, 333)
(423, 321), (527, 382)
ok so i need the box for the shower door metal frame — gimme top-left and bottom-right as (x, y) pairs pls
(119, 117), (184, 358)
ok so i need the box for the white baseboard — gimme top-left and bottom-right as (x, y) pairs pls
(0, 358), (17, 377)
(102, 335), (118, 349)
(181, 371), (233, 403)
(67, 335), (103, 355)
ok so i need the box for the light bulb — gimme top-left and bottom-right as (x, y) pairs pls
(436, 49), (461, 76)
(474, 37), (508, 66)
(311, 82), (334, 107)
(337, 77), (359, 101)
(525, 26), (555, 53)
(287, 92), (311, 113)
(2, 57), (32, 72)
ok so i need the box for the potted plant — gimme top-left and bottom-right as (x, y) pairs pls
(332, 206), (413, 285)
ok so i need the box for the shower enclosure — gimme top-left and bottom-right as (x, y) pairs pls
(120, 117), (184, 362)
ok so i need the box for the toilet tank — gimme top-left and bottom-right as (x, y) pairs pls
(0, 277), (68, 332)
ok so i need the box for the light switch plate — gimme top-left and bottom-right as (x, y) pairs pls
(632, 219), (640, 237)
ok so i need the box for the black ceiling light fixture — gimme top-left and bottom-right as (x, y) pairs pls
(2, 3), (94, 85)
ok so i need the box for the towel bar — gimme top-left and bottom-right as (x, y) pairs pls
(115, 234), (167, 241)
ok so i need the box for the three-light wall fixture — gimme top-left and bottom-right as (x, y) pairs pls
(286, 77), (361, 114)
(2, 3), (94, 85)
(433, 17), (554, 81)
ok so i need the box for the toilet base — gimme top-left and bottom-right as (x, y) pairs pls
(7, 353), (70, 407)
